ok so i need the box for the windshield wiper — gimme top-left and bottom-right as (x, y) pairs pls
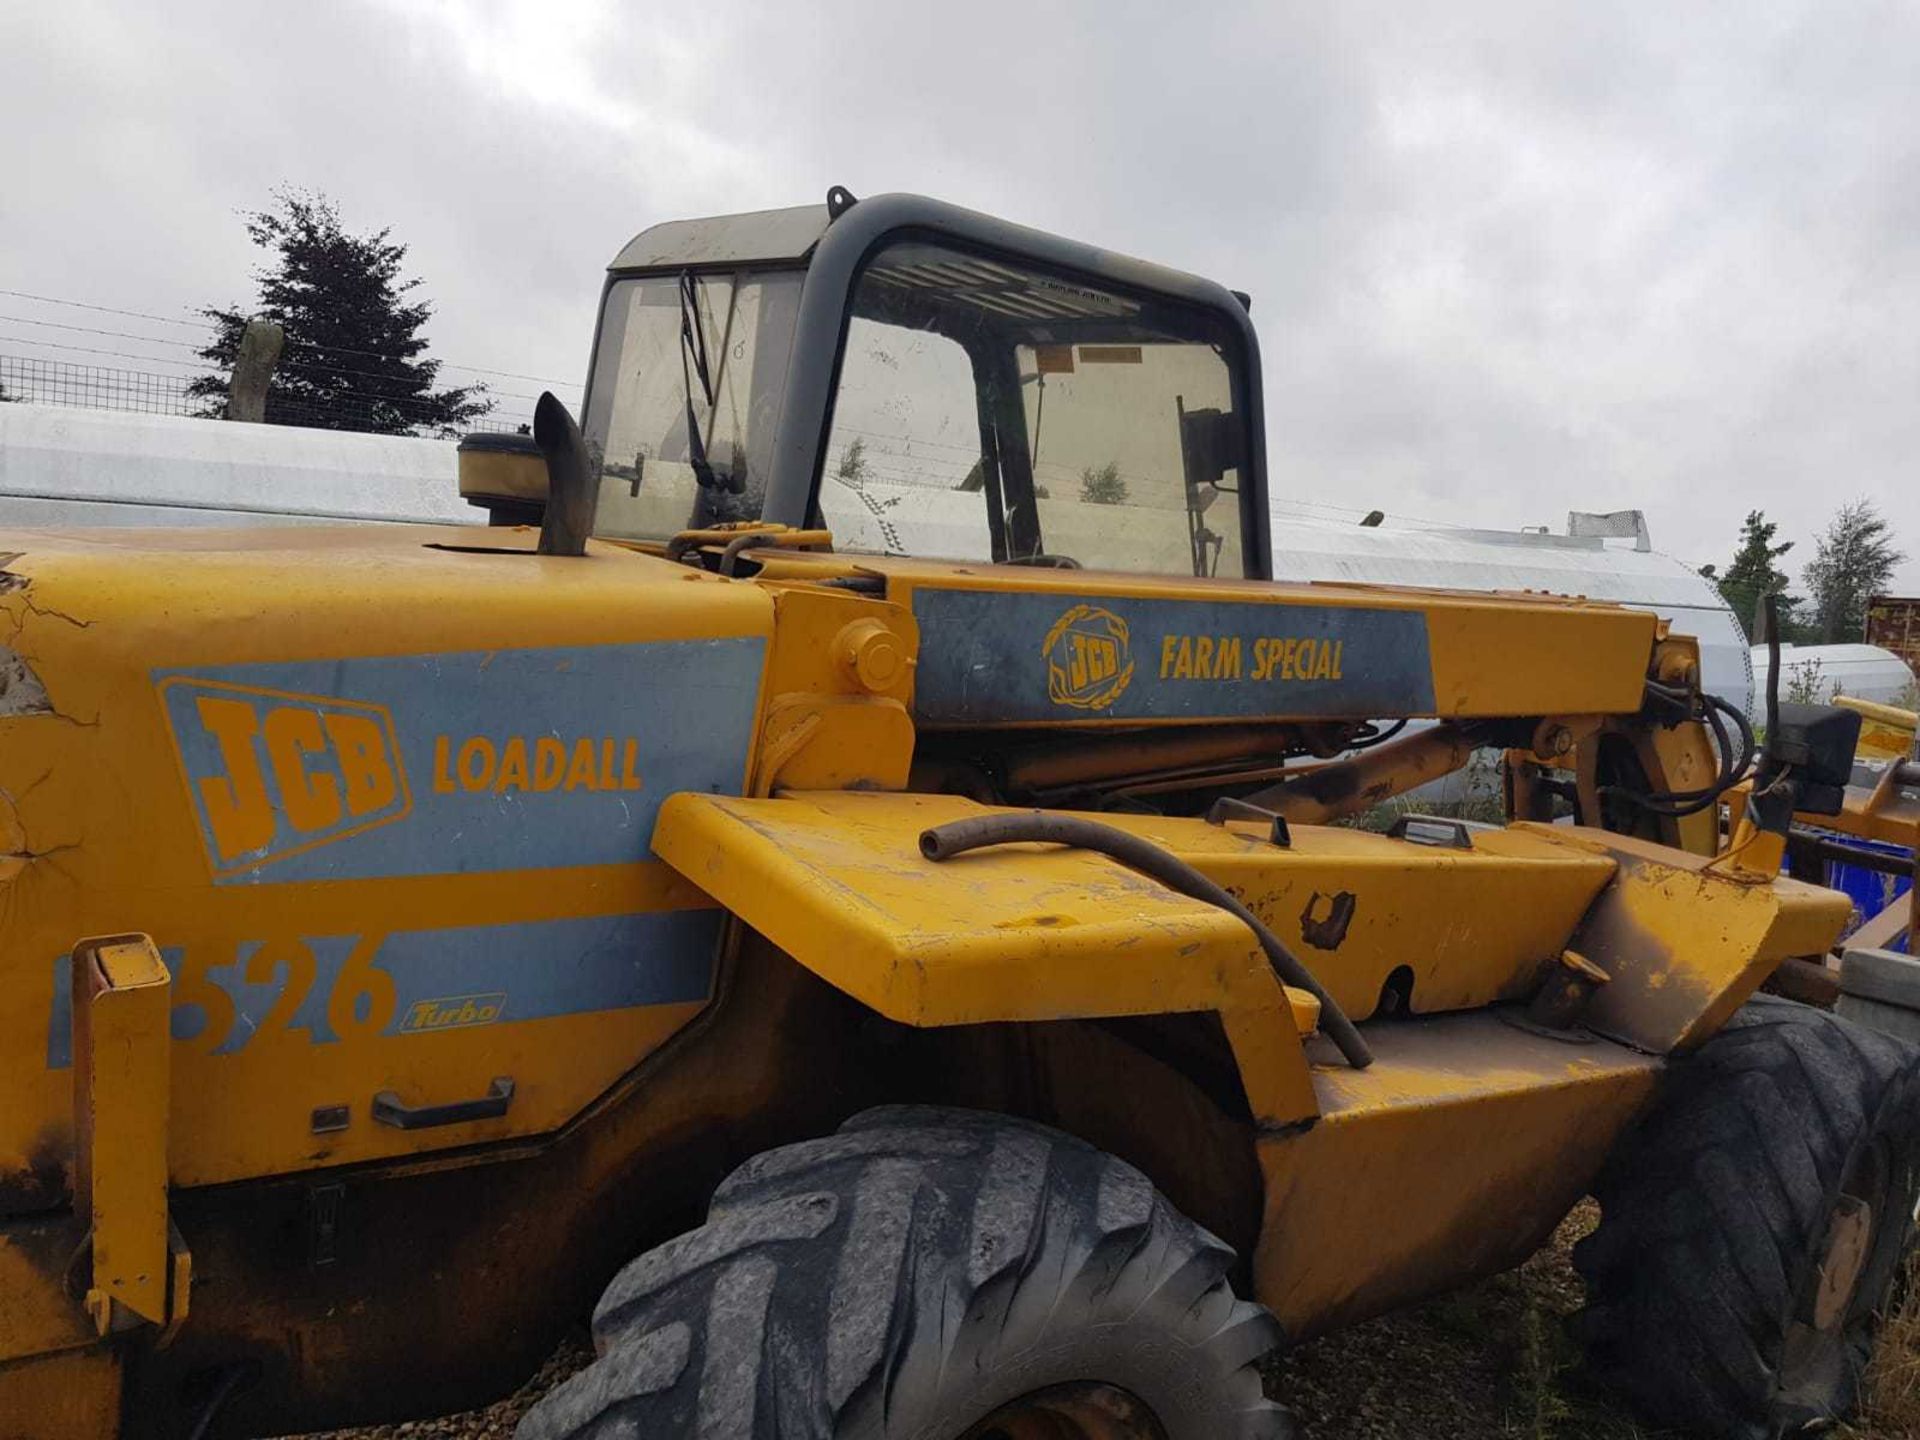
(678, 270), (741, 494)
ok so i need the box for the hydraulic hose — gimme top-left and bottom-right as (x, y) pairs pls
(1607, 689), (1757, 818)
(919, 812), (1372, 1070)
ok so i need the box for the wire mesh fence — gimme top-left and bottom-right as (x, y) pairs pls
(0, 355), (196, 417)
(0, 353), (534, 435)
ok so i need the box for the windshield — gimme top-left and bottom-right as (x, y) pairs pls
(819, 241), (1250, 577)
(584, 268), (802, 540)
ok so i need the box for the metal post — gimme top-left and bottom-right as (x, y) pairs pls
(1908, 841), (1917, 953)
(226, 317), (285, 423)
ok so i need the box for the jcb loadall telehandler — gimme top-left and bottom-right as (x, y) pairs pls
(1, 189), (1914, 1440)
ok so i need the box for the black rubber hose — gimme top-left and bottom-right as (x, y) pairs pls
(919, 812), (1372, 1070)
(186, 1362), (257, 1440)
(1603, 689), (1758, 818)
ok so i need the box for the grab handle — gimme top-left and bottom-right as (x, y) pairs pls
(372, 1076), (515, 1130)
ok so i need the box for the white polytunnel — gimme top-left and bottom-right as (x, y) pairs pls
(0, 402), (480, 528)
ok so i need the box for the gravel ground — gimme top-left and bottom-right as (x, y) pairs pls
(289, 1200), (1919, 1440)
(283, 1338), (592, 1440)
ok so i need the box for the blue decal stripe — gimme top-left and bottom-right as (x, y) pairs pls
(376, 910), (717, 1032)
(911, 589), (1436, 723)
(154, 637), (766, 885)
(44, 911), (717, 1069)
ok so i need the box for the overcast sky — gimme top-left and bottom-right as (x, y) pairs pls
(3, 0), (1916, 589)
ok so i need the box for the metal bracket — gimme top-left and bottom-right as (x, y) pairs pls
(307, 1183), (346, 1268)
(70, 933), (183, 1334)
(1385, 814), (1476, 851)
(1206, 796), (1292, 848)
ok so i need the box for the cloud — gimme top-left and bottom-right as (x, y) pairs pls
(4, 0), (1915, 588)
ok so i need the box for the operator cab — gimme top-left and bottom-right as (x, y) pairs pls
(578, 189), (1270, 580)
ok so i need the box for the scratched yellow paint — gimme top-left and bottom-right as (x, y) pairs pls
(1541, 825), (1853, 1052)
(1254, 1009), (1660, 1337)
(0, 528), (776, 1192)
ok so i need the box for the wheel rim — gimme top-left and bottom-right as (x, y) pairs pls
(958, 1382), (1170, 1440)
(1779, 1138), (1897, 1413)
(1812, 1193), (1875, 1332)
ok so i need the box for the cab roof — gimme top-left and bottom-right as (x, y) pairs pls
(608, 204), (830, 273)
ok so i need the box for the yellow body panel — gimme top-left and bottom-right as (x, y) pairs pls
(1165, 822), (1620, 1020)
(0, 1345), (120, 1440)
(1554, 827), (1852, 1052)
(1837, 694), (1916, 761)
(0, 527), (781, 1190)
(656, 790), (1279, 1026)
(652, 789), (1318, 1124)
(648, 792), (1716, 1146)
(652, 791), (1674, 1032)
(1255, 1012), (1659, 1336)
(0, 1211), (94, 1362)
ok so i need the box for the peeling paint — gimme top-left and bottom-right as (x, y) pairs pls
(0, 1131), (69, 1217)
(1300, 890), (1358, 951)
(0, 647), (51, 718)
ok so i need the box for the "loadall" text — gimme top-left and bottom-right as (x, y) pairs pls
(432, 735), (644, 794)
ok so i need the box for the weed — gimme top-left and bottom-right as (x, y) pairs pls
(1855, 1251), (1920, 1438)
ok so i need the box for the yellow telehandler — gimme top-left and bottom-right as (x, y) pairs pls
(0, 188), (1912, 1440)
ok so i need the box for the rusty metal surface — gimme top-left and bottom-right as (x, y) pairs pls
(1866, 595), (1920, 677)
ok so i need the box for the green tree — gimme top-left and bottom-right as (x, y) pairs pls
(190, 189), (489, 436)
(1079, 460), (1128, 505)
(1804, 499), (1905, 643)
(1704, 510), (1796, 641)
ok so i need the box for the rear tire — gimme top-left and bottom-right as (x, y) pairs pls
(516, 1106), (1290, 1440)
(1574, 994), (1920, 1437)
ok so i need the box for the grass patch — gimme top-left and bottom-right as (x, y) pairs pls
(1267, 1202), (1656, 1438)
(1272, 1201), (1920, 1439)
(290, 1203), (1920, 1438)
(1848, 1252), (1920, 1439)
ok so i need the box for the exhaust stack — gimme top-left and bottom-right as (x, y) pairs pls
(534, 392), (600, 557)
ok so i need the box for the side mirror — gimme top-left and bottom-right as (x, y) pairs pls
(1761, 702), (1863, 817)
(1178, 406), (1244, 493)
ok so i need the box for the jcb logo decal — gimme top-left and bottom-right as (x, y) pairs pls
(159, 678), (411, 876)
(1043, 604), (1134, 711)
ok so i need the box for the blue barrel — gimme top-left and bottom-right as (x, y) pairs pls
(1808, 832), (1913, 954)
